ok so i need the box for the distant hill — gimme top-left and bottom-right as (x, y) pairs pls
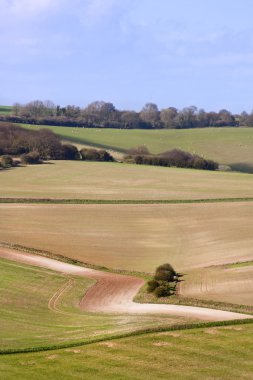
(0, 105), (13, 115)
(22, 124), (253, 173)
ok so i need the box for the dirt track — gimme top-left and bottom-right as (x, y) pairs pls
(0, 247), (251, 322)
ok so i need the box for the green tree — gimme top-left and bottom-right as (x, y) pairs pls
(147, 263), (179, 298)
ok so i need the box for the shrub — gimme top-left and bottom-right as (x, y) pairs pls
(154, 282), (173, 297)
(124, 149), (218, 171)
(20, 152), (41, 165)
(148, 263), (179, 298)
(80, 148), (114, 162)
(154, 263), (177, 282)
(60, 144), (79, 160)
(147, 280), (159, 293)
(1, 155), (13, 168)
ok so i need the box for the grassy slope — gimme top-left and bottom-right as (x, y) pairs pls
(23, 124), (253, 170)
(1, 160), (253, 200)
(0, 105), (12, 115)
(1, 323), (253, 380)
(0, 258), (186, 351)
(1, 202), (253, 274)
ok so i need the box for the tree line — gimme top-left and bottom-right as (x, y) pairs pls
(0, 123), (114, 168)
(2, 99), (252, 129)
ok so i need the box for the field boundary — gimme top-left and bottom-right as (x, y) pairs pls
(1, 318), (253, 355)
(1, 197), (253, 204)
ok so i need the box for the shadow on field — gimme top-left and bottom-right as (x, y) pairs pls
(230, 162), (253, 174)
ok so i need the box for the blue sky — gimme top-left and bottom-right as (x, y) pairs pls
(1, 0), (253, 112)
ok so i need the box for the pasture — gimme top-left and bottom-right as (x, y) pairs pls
(23, 124), (253, 171)
(0, 105), (12, 115)
(1, 322), (253, 380)
(1, 160), (253, 200)
(1, 202), (253, 274)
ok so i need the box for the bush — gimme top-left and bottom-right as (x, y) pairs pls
(154, 263), (177, 282)
(80, 148), (114, 162)
(124, 149), (218, 171)
(148, 263), (179, 298)
(147, 280), (159, 293)
(154, 282), (173, 297)
(60, 144), (79, 160)
(20, 152), (41, 165)
(1, 155), (13, 168)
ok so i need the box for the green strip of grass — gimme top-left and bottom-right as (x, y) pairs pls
(1, 318), (253, 356)
(1, 197), (253, 204)
(226, 261), (253, 268)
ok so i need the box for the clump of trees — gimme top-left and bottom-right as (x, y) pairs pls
(147, 263), (180, 297)
(0, 123), (115, 166)
(125, 148), (218, 171)
(0, 100), (243, 129)
(0, 122), (63, 159)
(80, 148), (114, 162)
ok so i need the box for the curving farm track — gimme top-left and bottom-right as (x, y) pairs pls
(0, 247), (251, 322)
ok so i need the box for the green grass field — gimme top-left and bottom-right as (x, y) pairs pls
(23, 124), (253, 171)
(0, 105), (13, 115)
(0, 257), (186, 352)
(1, 322), (253, 380)
(1, 160), (253, 200)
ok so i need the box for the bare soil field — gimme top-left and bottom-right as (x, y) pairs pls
(1, 160), (253, 200)
(180, 263), (253, 306)
(1, 202), (253, 273)
(1, 248), (250, 321)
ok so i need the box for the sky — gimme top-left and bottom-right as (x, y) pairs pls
(1, 0), (253, 112)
